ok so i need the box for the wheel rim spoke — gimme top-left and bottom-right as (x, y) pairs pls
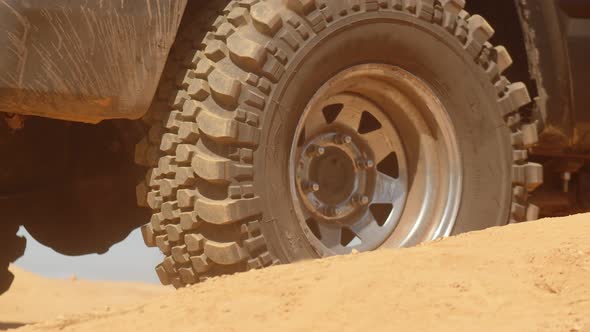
(320, 93), (377, 131)
(317, 223), (342, 249)
(373, 172), (405, 205)
(352, 212), (382, 242)
(362, 129), (396, 163)
(304, 109), (328, 141)
(332, 104), (364, 130)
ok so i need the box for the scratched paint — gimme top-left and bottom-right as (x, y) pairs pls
(0, 0), (187, 123)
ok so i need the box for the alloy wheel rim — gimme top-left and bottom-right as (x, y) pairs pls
(289, 64), (462, 255)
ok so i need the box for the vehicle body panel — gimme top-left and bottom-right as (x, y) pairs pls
(559, 1), (590, 150)
(517, 0), (590, 153)
(0, 0), (187, 123)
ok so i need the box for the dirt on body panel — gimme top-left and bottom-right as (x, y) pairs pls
(0, 0), (186, 123)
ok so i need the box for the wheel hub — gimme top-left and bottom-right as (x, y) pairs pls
(296, 132), (373, 222)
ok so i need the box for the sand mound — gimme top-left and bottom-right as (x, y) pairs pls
(0, 266), (170, 325)
(8, 214), (590, 332)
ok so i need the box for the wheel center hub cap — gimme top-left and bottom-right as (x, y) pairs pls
(296, 132), (373, 221)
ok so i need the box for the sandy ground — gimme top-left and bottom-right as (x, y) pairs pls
(0, 267), (170, 326)
(3, 214), (590, 332)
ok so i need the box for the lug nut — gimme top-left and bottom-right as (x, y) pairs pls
(357, 159), (375, 169)
(335, 134), (353, 145)
(303, 181), (320, 193)
(353, 194), (370, 206)
(306, 144), (326, 157)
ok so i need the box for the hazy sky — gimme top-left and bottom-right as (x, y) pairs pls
(15, 227), (163, 284)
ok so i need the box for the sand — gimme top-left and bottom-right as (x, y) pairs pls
(3, 214), (590, 332)
(0, 267), (170, 326)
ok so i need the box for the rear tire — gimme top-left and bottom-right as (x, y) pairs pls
(138, 0), (543, 287)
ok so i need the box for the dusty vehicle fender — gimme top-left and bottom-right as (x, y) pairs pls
(516, 0), (590, 152)
(0, 0), (187, 123)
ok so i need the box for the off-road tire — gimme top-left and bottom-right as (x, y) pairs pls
(1, 224), (26, 294)
(137, 0), (542, 287)
(135, 0), (279, 287)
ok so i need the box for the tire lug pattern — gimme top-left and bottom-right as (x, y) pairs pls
(134, 0), (278, 289)
(464, 15), (494, 57)
(195, 197), (262, 225)
(156, 235), (171, 255)
(171, 245), (191, 264)
(141, 224), (157, 248)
